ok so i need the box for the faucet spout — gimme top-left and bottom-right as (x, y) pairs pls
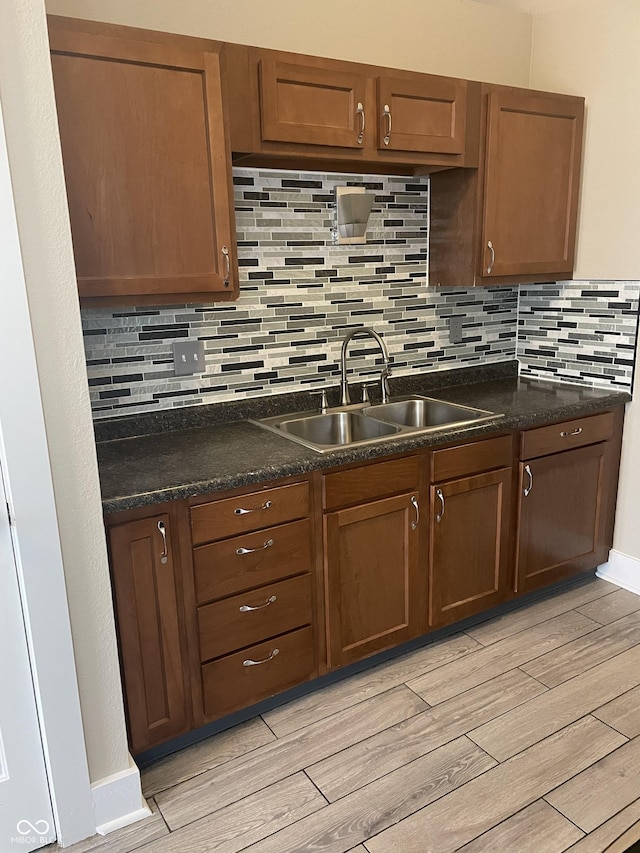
(339, 327), (392, 406)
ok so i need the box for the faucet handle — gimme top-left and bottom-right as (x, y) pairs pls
(360, 382), (377, 404)
(310, 388), (329, 413)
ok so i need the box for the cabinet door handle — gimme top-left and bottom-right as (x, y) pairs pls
(411, 495), (419, 530)
(435, 488), (445, 523)
(524, 464), (533, 497)
(221, 245), (230, 287)
(234, 500), (272, 516)
(243, 648), (279, 667)
(383, 104), (392, 146)
(560, 427), (583, 438)
(157, 520), (168, 564)
(487, 241), (495, 274)
(356, 102), (365, 144)
(236, 538), (274, 555)
(239, 595), (277, 613)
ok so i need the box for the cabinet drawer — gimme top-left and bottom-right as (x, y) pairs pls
(520, 412), (614, 460)
(431, 435), (512, 482)
(202, 625), (316, 718)
(323, 456), (419, 511)
(198, 574), (313, 662)
(193, 518), (311, 604)
(191, 481), (309, 545)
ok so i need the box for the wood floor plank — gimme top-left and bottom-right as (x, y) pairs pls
(576, 588), (640, 625)
(55, 798), (168, 853)
(262, 632), (479, 737)
(469, 645), (640, 761)
(521, 610), (640, 688)
(364, 716), (625, 853)
(407, 610), (597, 705)
(466, 579), (614, 646)
(140, 773), (325, 853)
(563, 799), (640, 853)
(546, 736), (640, 832)
(307, 669), (546, 801)
(155, 685), (426, 829)
(594, 685), (640, 737)
(241, 736), (495, 853)
(142, 717), (275, 797)
(456, 800), (584, 852)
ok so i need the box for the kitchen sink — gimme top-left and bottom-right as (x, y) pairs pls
(278, 411), (401, 448)
(252, 394), (501, 453)
(364, 397), (495, 429)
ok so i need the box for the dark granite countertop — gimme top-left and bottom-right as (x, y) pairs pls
(96, 362), (631, 514)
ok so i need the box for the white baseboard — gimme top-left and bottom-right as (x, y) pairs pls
(91, 755), (150, 835)
(596, 549), (640, 596)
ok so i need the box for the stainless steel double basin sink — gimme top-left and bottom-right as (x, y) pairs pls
(252, 395), (500, 452)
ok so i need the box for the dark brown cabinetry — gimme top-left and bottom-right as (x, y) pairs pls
(225, 44), (475, 171)
(105, 407), (624, 754)
(48, 16), (238, 306)
(190, 480), (318, 721)
(107, 510), (190, 754)
(515, 412), (621, 593)
(323, 457), (423, 668)
(430, 85), (584, 287)
(428, 437), (512, 627)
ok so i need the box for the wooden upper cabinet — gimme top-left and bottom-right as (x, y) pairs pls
(481, 91), (584, 279)
(48, 16), (238, 305)
(259, 58), (367, 149)
(225, 43), (477, 171)
(429, 85), (584, 287)
(377, 75), (466, 154)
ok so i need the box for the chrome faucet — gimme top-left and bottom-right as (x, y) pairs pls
(339, 327), (392, 406)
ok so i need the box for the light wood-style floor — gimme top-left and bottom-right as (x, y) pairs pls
(54, 577), (640, 853)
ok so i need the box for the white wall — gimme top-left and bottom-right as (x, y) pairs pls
(44, 0), (533, 86)
(0, 0), (129, 786)
(530, 0), (640, 563)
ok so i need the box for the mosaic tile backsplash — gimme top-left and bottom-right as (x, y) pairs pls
(81, 168), (639, 419)
(82, 168), (517, 418)
(518, 281), (640, 389)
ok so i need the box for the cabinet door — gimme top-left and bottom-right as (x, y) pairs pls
(481, 90), (584, 278)
(377, 75), (466, 154)
(259, 57), (367, 148)
(49, 17), (237, 303)
(108, 514), (189, 753)
(516, 443), (607, 593)
(325, 492), (421, 668)
(429, 468), (511, 628)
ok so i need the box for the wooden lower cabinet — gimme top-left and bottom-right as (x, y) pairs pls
(105, 407), (624, 754)
(515, 442), (609, 593)
(429, 467), (511, 628)
(324, 491), (421, 668)
(108, 513), (190, 754)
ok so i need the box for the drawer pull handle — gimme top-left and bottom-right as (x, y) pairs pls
(560, 427), (583, 438)
(436, 488), (445, 523)
(411, 495), (419, 530)
(239, 595), (277, 613)
(236, 538), (274, 555)
(157, 520), (168, 564)
(356, 102), (365, 144)
(524, 464), (533, 497)
(383, 103), (392, 145)
(243, 648), (279, 667)
(234, 500), (272, 516)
